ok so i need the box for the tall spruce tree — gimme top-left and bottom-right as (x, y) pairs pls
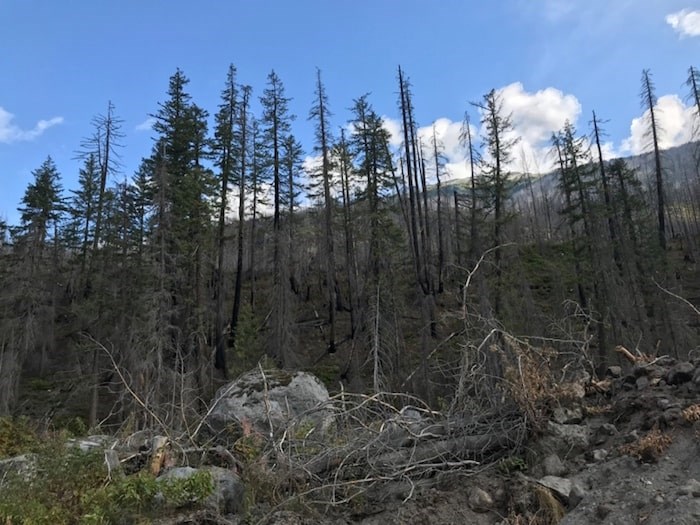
(260, 70), (295, 365)
(212, 64), (238, 377)
(309, 68), (338, 355)
(640, 69), (666, 251)
(473, 89), (518, 318)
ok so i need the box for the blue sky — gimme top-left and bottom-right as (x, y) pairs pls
(1, 0), (699, 225)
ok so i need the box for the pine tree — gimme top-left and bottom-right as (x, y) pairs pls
(212, 64), (238, 376)
(473, 89), (518, 318)
(66, 154), (100, 280)
(309, 68), (338, 355)
(230, 85), (252, 365)
(18, 156), (65, 266)
(640, 69), (666, 251)
(260, 70), (295, 365)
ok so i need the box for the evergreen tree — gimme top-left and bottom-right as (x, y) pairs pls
(640, 69), (666, 251)
(17, 156), (65, 264)
(309, 68), (338, 355)
(260, 70), (295, 365)
(473, 89), (518, 318)
(66, 154), (100, 279)
(230, 85), (252, 359)
(212, 64), (238, 376)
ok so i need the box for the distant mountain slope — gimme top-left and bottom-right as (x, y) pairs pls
(437, 140), (700, 202)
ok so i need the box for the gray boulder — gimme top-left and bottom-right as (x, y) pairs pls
(66, 434), (117, 452)
(539, 476), (585, 507)
(207, 368), (332, 438)
(667, 362), (695, 385)
(543, 453), (568, 476)
(546, 422), (590, 451)
(552, 406), (583, 425)
(468, 486), (493, 512)
(0, 454), (36, 483)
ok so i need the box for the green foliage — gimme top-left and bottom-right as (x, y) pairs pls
(52, 415), (89, 437)
(0, 417), (39, 458)
(229, 302), (264, 377)
(497, 455), (528, 475)
(17, 156), (64, 242)
(310, 363), (340, 388)
(0, 437), (214, 524)
(27, 377), (54, 391)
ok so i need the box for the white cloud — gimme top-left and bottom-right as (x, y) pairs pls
(0, 107), (63, 143)
(479, 82), (582, 173)
(620, 94), (695, 155)
(381, 116), (403, 148)
(666, 9), (700, 37)
(383, 83), (583, 183)
(135, 116), (156, 132)
(416, 118), (477, 182)
(497, 82), (581, 147)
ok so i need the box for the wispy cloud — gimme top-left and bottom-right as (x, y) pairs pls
(135, 116), (156, 132)
(0, 107), (63, 143)
(666, 9), (700, 37)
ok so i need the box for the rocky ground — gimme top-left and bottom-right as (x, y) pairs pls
(251, 355), (700, 525)
(2, 354), (700, 524)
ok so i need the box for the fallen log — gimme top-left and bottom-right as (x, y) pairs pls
(293, 423), (524, 480)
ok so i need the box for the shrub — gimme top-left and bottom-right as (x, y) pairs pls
(0, 437), (214, 524)
(682, 404), (700, 423)
(0, 416), (39, 458)
(619, 427), (672, 463)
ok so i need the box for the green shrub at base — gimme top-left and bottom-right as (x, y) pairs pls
(0, 439), (214, 524)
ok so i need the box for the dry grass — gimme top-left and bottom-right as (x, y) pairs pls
(534, 485), (566, 524)
(583, 404), (613, 417)
(499, 336), (560, 426)
(682, 404), (700, 423)
(619, 427), (672, 463)
(505, 485), (566, 525)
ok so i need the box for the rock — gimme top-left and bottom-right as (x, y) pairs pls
(679, 479), (700, 497)
(66, 434), (117, 452)
(596, 503), (614, 519)
(662, 407), (683, 426)
(207, 368), (332, 437)
(539, 476), (585, 507)
(667, 362), (695, 385)
(692, 368), (700, 385)
(569, 480), (586, 507)
(0, 454), (36, 482)
(159, 465), (198, 480)
(552, 407), (584, 425)
(590, 449), (608, 462)
(547, 422), (590, 451)
(590, 422), (617, 447)
(543, 454), (568, 476)
(121, 429), (154, 452)
(206, 466), (245, 515)
(605, 366), (622, 378)
(656, 398), (680, 410)
(636, 376), (650, 390)
(538, 476), (572, 502)
(157, 466), (245, 515)
(468, 487), (493, 512)
(624, 429), (641, 443)
(656, 356), (677, 367)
